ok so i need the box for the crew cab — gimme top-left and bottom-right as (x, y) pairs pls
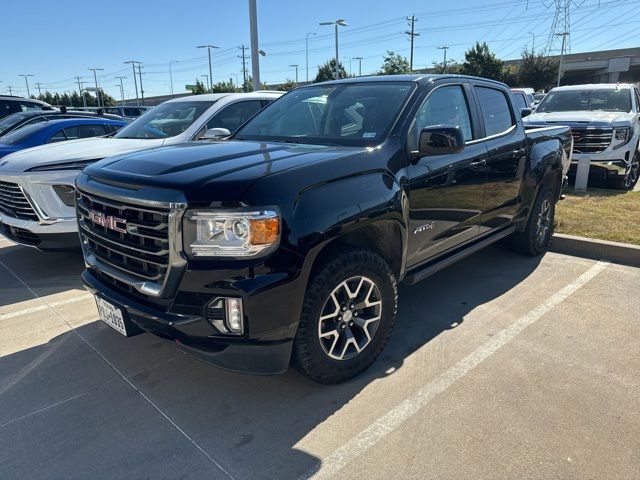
(0, 91), (281, 250)
(77, 75), (572, 383)
(524, 83), (640, 189)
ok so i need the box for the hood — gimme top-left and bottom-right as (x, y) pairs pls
(85, 140), (365, 203)
(525, 110), (634, 127)
(0, 137), (165, 173)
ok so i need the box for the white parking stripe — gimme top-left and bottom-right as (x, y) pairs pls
(0, 295), (92, 320)
(304, 260), (609, 480)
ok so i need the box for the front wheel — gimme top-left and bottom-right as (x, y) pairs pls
(509, 187), (556, 256)
(612, 152), (639, 190)
(292, 248), (398, 384)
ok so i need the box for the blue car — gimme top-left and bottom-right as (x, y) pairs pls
(0, 117), (126, 158)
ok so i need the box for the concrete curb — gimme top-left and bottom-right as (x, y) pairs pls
(550, 233), (640, 267)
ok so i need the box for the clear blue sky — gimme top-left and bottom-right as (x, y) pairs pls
(2, 0), (638, 100)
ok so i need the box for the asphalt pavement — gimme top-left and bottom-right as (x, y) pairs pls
(0, 235), (638, 480)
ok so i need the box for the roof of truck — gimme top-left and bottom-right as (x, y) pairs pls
(312, 73), (508, 88)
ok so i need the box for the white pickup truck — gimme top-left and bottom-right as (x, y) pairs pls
(524, 83), (640, 190)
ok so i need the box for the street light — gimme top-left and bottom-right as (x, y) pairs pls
(305, 32), (316, 83)
(19, 74), (34, 98)
(528, 31), (536, 52)
(201, 74), (209, 88)
(556, 32), (569, 87)
(319, 19), (348, 79)
(169, 60), (178, 97)
(115, 76), (126, 104)
(353, 56), (363, 77)
(197, 44), (219, 90)
(289, 64), (299, 86)
(124, 61), (141, 105)
(88, 68), (104, 107)
(437, 46), (450, 73)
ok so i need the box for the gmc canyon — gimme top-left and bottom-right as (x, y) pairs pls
(77, 75), (572, 383)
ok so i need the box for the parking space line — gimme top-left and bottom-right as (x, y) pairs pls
(304, 261), (609, 480)
(0, 295), (92, 321)
(0, 259), (237, 480)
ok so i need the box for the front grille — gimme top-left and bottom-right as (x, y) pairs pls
(570, 127), (612, 154)
(76, 189), (170, 289)
(0, 181), (38, 221)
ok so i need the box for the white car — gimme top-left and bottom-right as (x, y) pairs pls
(0, 91), (282, 250)
(524, 83), (640, 189)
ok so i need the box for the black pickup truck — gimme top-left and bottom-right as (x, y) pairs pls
(76, 75), (572, 383)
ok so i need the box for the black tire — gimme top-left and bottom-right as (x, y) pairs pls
(292, 248), (398, 384)
(611, 151), (639, 190)
(509, 186), (556, 256)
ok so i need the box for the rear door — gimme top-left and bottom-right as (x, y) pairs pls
(473, 84), (526, 233)
(406, 82), (488, 267)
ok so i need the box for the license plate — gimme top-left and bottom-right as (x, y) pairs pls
(95, 296), (127, 336)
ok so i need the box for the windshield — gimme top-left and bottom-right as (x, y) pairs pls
(0, 112), (32, 136)
(0, 123), (42, 145)
(114, 100), (216, 139)
(234, 82), (414, 146)
(537, 88), (631, 113)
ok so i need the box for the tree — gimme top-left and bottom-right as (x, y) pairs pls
(189, 80), (208, 95)
(211, 80), (239, 93)
(314, 59), (347, 82)
(277, 79), (296, 91)
(432, 59), (462, 74)
(378, 51), (411, 75)
(460, 42), (504, 81)
(518, 48), (559, 91)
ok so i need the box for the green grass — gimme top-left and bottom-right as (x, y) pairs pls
(555, 188), (640, 245)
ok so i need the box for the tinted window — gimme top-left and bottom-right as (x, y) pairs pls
(63, 124), (108, 140)
(0, 100), (21, 119)
(20, 101), (43, 112)
(475, 87), (514, 137)
(48, 129), (67, 143)
(513, 92), (527, 109)
(414, 85), (473, 141)
(123, 107), (142, 116)
(205, 100), (263, 133)
(634, 88), (640, 111)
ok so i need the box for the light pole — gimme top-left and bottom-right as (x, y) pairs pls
(319, 19), (348, 80)
(528, 31), (536, 53)
(437, 46), (450, 73)
(169, 60), (178, 97)
(556, 32), (569, 86)
(137, 65), (145, 105)
(201, 74), (209, 88)
(19, 74), (34, 98)
(305, 32), (316, 83)
(353, 56), (363, 77)
(197, 44), (219, 90)
(88, 68), (103, 107)
(124, 60), (141, 106)
(289, 64), (299, 86)
(249, 0), (262, 91)
(115, 76), (126, 104)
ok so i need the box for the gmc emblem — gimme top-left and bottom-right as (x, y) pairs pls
(90, 210), (127, 233)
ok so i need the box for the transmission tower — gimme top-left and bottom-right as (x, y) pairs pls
(545, 1), (570, 54)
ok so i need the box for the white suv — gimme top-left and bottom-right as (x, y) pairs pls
(0, 91), (282, 250)
(524, 83), (640, 190)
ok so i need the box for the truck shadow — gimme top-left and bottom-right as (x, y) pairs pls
(0, 244), (85, 307)
(0, 245), (543, 479)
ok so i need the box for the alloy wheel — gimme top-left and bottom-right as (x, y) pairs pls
(535, 198), (552, 247)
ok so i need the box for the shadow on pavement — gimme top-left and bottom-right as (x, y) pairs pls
(0, 246), (543, 479)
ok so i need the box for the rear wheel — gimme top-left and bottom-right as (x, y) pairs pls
(292, 248), (397, 384)
(509, 186), (556, 256)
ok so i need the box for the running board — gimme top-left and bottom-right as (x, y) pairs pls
(403, 226), (516, 285)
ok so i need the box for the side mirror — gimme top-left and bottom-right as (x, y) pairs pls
(521, 108), (533, 118)
(203, 127), (231, 139)
(417, 126), (465, 156)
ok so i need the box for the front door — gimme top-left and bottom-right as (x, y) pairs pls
(406, 84), (488, 268)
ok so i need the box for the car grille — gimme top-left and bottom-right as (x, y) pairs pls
(570, 127), (612, 154)
(76, 189), (170, 288)
(0, 181), (38, 221)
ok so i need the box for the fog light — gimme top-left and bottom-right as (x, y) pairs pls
(52, 185), (75, 207)
(225, 298), (243, 334)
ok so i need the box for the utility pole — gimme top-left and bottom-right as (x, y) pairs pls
(556, 31), (569, 86)
(169, 61), (177, 97)
(7, 86), (13, 95)
(124, 61), (141, 106)
(115, 76), (126, 104)
(438, 46), (450, 73)
(138, 64), (145, 105)
(289, 64), (299, 86)
(305, 32), (316, 83)
(353, 56), (363, 77)
(196, 44), (219, 90)
(88, 68), (104, 107)
(74, 76), (87, 107)
(19, 74), (34, 98)
(34, 82), (43, 96)
(248, 0), (261, 91)
(239, 44), (249, 92)
(528, 31), (536, 52)
(405, 15), (420, 72)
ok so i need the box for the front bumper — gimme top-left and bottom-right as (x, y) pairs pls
(568, 157), (628, 182)
(81, 259), (304, 375)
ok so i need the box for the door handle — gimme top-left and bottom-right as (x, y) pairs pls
(469, 159), (486, 168)
(513, 148), (526, 157)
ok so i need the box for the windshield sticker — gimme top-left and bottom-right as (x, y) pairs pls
(362, 132), (377, 138)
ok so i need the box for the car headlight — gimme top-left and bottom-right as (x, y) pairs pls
(183, 209), (280, 258)
(612, 127), (632, 150)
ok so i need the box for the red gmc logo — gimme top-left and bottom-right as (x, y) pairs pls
(90, 210), (127, 233)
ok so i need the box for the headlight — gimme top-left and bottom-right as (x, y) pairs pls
(52, 185), (75, 207)
(183, 209), (280, 258)
(612, 127), (632, 149)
